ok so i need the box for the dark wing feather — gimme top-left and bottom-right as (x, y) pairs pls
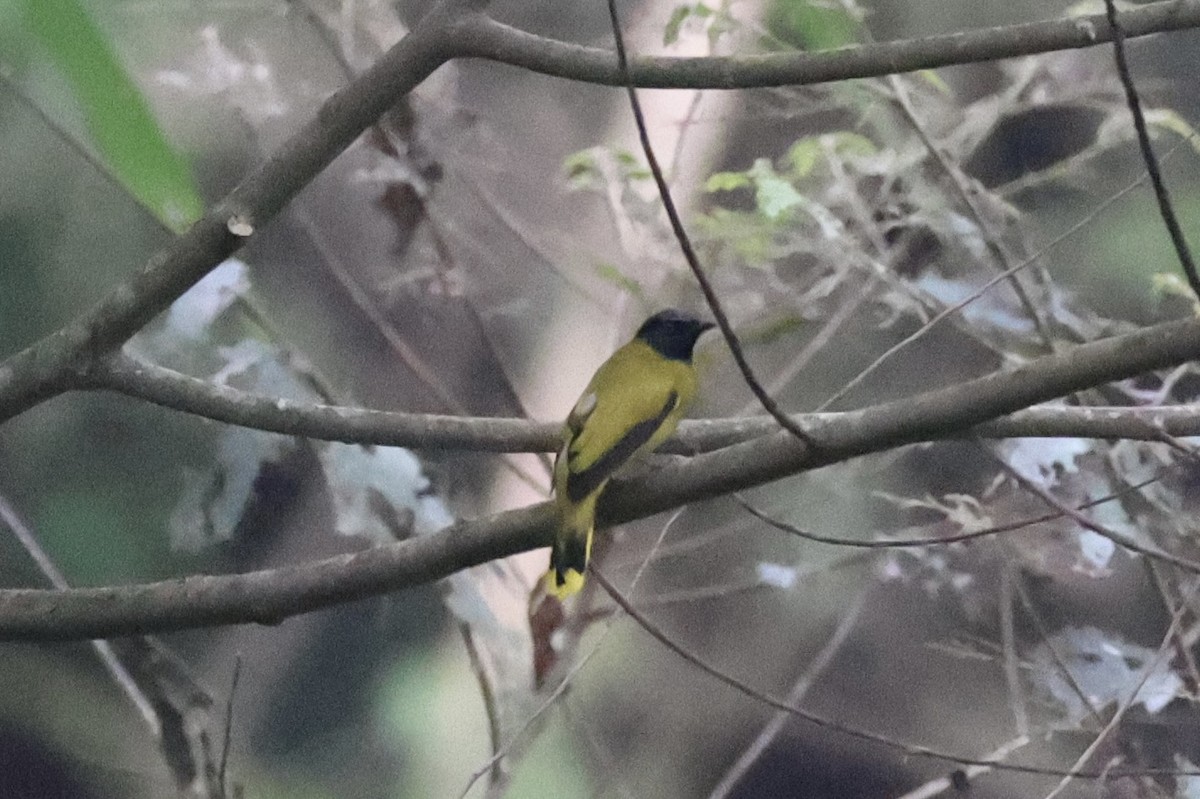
(565, 391), (678, 503)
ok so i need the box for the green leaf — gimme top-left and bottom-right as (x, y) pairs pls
(613, 148), (652, 180)
(664, 5), (692, 45)
(916, 69), (952, 96)
(765, 0), (860, 51)
(1151, 271), (1200, 315)
(694, 208), (775, 265)
(786, 138), (823, 177)
(828, 131), (876, 157)
(744, 313), (807, 343)
(748, 158), (804, 219)
(564, 148), (600, 187)
(595, 262), (645, 299)
(18, 0), (203, 231)
(786, 133), (876, 178)
(705, 171), (752, 192)
(664, 3), (714, 45)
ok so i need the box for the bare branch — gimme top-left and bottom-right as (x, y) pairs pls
(706, 590), (869, 799)
(89, 354), (557, 452)
(4, 0), (1200, 431)
(0, 502), (554, 641)
(86, 350), (1200, 454)
(455, 1), (1200, 89)
(3, 316), (1200, 640)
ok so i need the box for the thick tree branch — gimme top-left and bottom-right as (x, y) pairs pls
(88, 350), (1200, 453)
(0, 503), (555, 641)
(455, 0), (1200, 89)
(5, 316), (1200, 641)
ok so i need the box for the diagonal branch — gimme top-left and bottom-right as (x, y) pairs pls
(0, 501), (555, 641)
(0, 0), (471, 424)
(6, 315), (1200, 640)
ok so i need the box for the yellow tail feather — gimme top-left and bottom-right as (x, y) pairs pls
(547, 495), (597, 599)
(545, 564), (586, 599)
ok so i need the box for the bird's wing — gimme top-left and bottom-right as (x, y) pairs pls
(562, 345), (682, 502)
(564, 390), (677, 502)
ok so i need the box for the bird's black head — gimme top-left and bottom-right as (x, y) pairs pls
(635, 309), (715, 362)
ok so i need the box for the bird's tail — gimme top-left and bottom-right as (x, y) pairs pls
(546, 495), (597, 599)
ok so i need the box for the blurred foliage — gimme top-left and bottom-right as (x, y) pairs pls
(764, 0), (862, 51)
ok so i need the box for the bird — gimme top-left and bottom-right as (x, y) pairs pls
(547, 308), (714, 598)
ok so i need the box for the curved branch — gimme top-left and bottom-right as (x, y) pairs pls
(455, 0), (1200, 89)
(91, 354), (559, 453)
(89, 344), (1200, 454)
(5, 316), (1200, 641)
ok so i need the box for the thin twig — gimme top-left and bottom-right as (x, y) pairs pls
(1012, 578), (1105, 729)
(457, 508), (687, 799)
(559, 699), (637, 799)
(1102, 0), (1200, 297)
(591, 568), (1194, 780)
(1146, 561), (1200, 692)
(458, 624), (505, 793)
(0, 492), (162, 737)
(895, 735), (1033, 799)
(735, 279), (877, 417)
(604, 0), (817, 448)
(219, 654), (242, 797)
(732, 472), (1162, 549)
(291, 209), (469, 415)
(986, 442), (1200, 574)
(1040, 577), (1198, 799)
(706, 589), (870, 799)
(999, 566), (1029, 737)
(887, 74), (1054, 349)
(816, 140), (1180, 411)
(289, 209), (549, 493)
